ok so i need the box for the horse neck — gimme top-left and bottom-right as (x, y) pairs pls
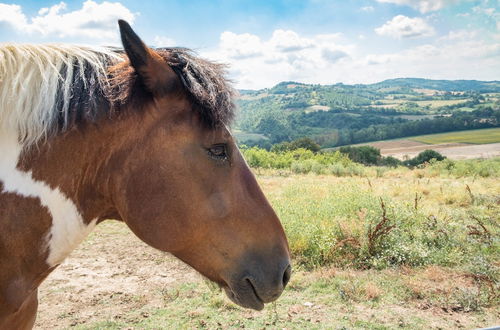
(21, 131), (120, 222)
(9, 124), (121, 267)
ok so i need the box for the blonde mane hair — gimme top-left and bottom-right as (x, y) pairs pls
(0, 44), (236, 148)
(0, 44), (122, 147)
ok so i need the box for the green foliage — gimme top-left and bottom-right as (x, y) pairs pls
(405, 150), (446, 167)
(338, 145), (381, 165)
(427, 158), (500, 177)
(378, 156), (403, 167)
(267, 175), (499, 272)
(236, 79), (500, 148)
(241, 146), (359, 174)
(271, 137), (321, 153)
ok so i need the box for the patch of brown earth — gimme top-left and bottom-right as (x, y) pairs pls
(34, 221), (201, 329)
(381, 142), (500, 160)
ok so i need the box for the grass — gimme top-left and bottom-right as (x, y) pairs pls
(409, 127), (500, 144)
(49, 161), (500, 329)
(69, 259), (499, 329)
(73, 266), (499, 329)
(261, 170), (499, 269)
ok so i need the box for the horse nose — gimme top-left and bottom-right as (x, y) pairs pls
(264, 261), (291, 301)
(282, 264), (292, 288)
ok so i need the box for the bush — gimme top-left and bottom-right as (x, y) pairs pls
(427, 158), (500, 177)
(241, 146), (353, 172)
(405, 149), (446, 167)
(378, 156), (403, 167)
(338, 145), (381, 165)
(271, 137), (321, 153)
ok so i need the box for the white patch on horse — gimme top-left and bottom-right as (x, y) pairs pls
(0, 131), (97, 267)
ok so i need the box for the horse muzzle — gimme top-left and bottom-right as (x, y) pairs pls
(223, 258), (291, 310)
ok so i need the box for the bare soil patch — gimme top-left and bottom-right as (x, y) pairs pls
(35, 221), (201, 329)
(361, 140), (500, 160)
(381, 142), (500, 160)
(362, 139), (427, 150)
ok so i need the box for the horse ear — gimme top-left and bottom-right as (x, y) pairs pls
(118, 20), (178, 95)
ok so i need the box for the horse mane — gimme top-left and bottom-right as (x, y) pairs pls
(0, 44), (236, 147)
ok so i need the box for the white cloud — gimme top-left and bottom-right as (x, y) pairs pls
(375, 0), (459, 13)
(361, 40), (500, 78)
(269, 30), (314, 52)
(472, 6), (496, 16)
(0, 4), (29, 30)
(375, 15), (435, 38)
(201, 28), (499, 89)
(361, 6), (374, 12)
(439, 29), (477, 41)
(202, 30), (354, 89)
(322, 49), (348, 63)
(0, 1), (136, 41)
(153, 35), (176, 47)
(219, 31), (264, 59)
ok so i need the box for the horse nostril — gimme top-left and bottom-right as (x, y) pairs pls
(282, 264), (291, 288)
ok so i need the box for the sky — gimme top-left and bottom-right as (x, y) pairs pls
(0, 0), (499, 89)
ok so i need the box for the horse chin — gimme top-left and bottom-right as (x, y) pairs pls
(222, 282), (265, 311)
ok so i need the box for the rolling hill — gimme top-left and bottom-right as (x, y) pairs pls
(235, 78), (500, 149)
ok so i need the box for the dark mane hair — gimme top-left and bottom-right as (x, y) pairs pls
(158, 48), (237, 127)
(107, 47), (237, 128)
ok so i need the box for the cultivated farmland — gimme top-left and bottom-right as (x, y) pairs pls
(409, 128), (500, 145)
(361, 128), (500, 160)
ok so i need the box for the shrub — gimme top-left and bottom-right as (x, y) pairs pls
(338, 145), (381, 165)
(427, 158), (500, 177)
(379, 156), (403, 167)
(271, 137), (321, 153)
(405, 149), (445, 167)
(241, 146), (353, 171)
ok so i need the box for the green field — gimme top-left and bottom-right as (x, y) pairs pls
(414, 99), (470, 108)
(37, 160), (500, 329)
(409, 128), (500, 144)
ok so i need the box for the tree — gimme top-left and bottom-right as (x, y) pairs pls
(290, 137), (321, 152)
(405, 150), (445, 167)
(338, 146), (381, 165)
(271, 137), (321, 153)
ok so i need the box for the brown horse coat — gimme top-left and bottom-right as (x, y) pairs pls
(0, 20), (290, 329)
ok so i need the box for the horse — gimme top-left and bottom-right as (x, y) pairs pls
(0, 20), (291, 329)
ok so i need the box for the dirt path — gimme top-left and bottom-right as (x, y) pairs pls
(35, 221), (201, 329)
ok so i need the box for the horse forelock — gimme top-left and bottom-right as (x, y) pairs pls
(157, 48), (237, 128)
(109, 47), (237, 128)
(0, 44), (237, 149)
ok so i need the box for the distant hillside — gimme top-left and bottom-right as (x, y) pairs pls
(234, 78), (500, 149)
(369, 78), (500, 93)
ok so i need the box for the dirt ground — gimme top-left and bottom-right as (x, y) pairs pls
(366, 140), (500, 160)
(34, 221), (202, 329)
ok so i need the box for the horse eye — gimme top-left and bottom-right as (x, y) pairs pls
(207, 144), (228, 160)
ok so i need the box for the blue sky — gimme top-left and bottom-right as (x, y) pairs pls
(0, 0), (499, 88)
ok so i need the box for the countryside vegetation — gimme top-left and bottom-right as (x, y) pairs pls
(235, 78), (500, 149)
(35, 79), (499, 329)
(36, 158), (500, 329)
